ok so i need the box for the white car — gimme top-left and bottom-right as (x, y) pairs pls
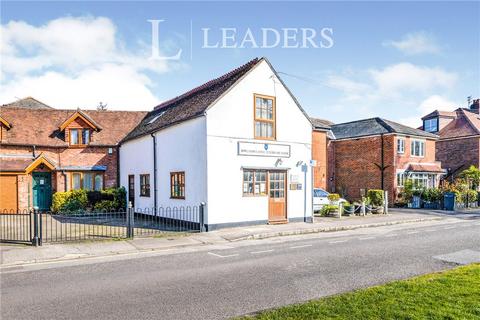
(313, 188), (347, 212)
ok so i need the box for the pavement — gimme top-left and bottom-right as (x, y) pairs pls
(0, 209), (450, 267)
(1, 211), (479, 320)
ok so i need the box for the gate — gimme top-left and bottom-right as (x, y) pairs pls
(0, 210), (33, 244)
(0, 203), (206, 246)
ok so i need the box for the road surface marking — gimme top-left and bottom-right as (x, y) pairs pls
(406, 231), (419, 234)
(443, 226), (455, 230)
(290, 244), (313, 249)
(329, 240), (348, 244)
(207, 252), (239, 258)
(251, 249), (274, 254)
(384, 234), (398, 237)
(359, 237), (376, 240)
(424, 228), (436, 232)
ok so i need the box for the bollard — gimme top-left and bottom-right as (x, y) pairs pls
(199, 202), (206, 232)
(384, 191), (389, 214)
(361, 200), (366, 216)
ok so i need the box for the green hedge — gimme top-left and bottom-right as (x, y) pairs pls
(367, 190), (384, 207)
(51, 187), (126, 213)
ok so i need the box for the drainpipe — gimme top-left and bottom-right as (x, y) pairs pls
(151, 133), (158, 214)
(116, 145), (121, 188)
(32, 145), (36, 158)
(62, 171), (67, 191)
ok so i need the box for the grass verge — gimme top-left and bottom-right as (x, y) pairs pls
(239, 264), (480, 320)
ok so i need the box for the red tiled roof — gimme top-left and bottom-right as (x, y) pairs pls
(0, 106), (147, 146)
(438, 108), (480, 139)
(0, 158), (34, 172)
(406, 163), (444, 173)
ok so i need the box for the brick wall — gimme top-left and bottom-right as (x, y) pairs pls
(0, 144), (118, 210)
(332, 134), (404, 204)
(312, 130), (328, 190)
(436, 137), (479, 176)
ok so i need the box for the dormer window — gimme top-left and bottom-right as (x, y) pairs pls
(69, 128), (91, 146)
(423, 118), (438, 132)
(59, 110), (101, 147)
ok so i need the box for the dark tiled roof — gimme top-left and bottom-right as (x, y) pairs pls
(310, 117), (334, 130)
(2, 97), (53, 109)
(0, 106), (147, 146)
(123, 58), (262, 142)
(421, 110), (457, 120)
(331, 117), (438, 140)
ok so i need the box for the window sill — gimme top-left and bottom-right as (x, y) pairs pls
(69, 144), (89, 148)
(254, 137), (276, 141)
(140, 195), (150, 198)
(170, 197), (185, 200)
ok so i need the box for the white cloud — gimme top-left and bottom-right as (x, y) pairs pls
(0, 64), (158, 110)
(370, 63), (457, 95)
(323, 63), (458, 127)
(1, 16), (180, 109)
(383, 31), (441, 55)
(398, 95), (458, 128)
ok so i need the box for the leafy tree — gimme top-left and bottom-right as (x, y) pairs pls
(459, 165), (480, 190)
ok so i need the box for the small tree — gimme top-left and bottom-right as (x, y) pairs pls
(459, 165), (480, 190)
(97, 102), (108, 111)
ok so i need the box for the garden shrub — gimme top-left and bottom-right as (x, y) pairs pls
(51, 189), (88, 213)
(461, 189), (478, 204)
(51, 187), (126, 212)
(367, 190), (384, 207)
(327, 193), (340, 203)
(422, 188), (443, 203)
(320, 204), (338, 216)
(94, 200), (117, 212)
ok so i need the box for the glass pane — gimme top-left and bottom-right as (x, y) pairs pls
(70, 129), (79, 145)
(82, 129), (90, 144)
(83, 173), (93, 190)
(72, 173), (81, 190)
(95, 175), (103, 191)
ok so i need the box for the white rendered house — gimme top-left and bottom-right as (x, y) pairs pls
(120, 57), (314, 230)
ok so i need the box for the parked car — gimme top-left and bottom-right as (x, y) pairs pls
(313, 188), (347, 212)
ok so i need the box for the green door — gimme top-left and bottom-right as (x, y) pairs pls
(32, 172), (52, 211)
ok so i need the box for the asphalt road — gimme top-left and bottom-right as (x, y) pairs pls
(2, 218), (480, 320)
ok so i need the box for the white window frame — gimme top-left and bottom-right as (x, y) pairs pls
(397, 138), (405, 154)
(396, 172), (406, 187)
(424, 118), (438, 132)
(410, 139), (425, 157)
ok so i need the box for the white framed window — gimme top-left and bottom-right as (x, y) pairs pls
(397, 172), (405, 187)
(410, 173), (436, 189)
(423, 118), (438, 132)
(254, 94), (276, 140)
(411, 139), (425, 157)
(397, 138), (405, 154)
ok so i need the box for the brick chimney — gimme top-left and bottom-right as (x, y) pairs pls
(470, 98), (480, 114)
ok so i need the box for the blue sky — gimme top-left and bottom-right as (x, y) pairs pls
(1, 1), (479, 127)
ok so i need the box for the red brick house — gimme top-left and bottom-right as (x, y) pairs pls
(323, 117), (443, 204)
(311, 118), (335, 191)
(0, 97), (147, 211)
(421, 99), (480, 180)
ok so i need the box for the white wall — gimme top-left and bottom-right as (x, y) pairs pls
(119, 135), (154, 209)
(154, 117), (208, 209)
(205, 60), (313, 226)
(120, 118), (208, 221)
